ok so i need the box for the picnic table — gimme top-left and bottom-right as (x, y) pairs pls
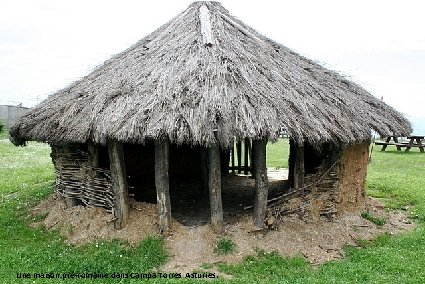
(374, 135), (424, 153)
(405, 135), (424, 153)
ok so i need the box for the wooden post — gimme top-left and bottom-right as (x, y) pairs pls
(51, 145), (64, 202)
(288, 139), (296, 187)
(200, 148), (209, 199)
(88, 141), (100, 172)
(63, 144), (78, 207)
(231, 146), (235, 174)
(294, 145), (305, 192)
(155, 140), (172, 234)
(244, 138), (249, 175)
(208, 145), (224, 233)
(252, 139), (268, 228)
(236, 141), (242, 174)
(108, 140), (130, 229)
(251, 141), (256, 178)
(86, 141), (100, 206)
(247, 138), (252, 174)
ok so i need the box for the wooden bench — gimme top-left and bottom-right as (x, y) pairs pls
(406, 136), (425, 153)
(375, 135), (424, 153)
(396, 143), (422, 148)
(374, 141), (401, 151)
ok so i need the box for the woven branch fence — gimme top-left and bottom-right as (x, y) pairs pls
(52, 148), (114, 213)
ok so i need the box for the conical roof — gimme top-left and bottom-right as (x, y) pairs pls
(10, 1), (411, 147)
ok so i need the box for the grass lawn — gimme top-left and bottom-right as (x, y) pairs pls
(1, 131), (424, 283)
(267, 139), (289, 169)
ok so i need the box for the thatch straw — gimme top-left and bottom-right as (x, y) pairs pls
(10, 1), (411, 147)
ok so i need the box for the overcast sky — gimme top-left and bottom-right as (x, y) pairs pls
(1, 0), (424, 130)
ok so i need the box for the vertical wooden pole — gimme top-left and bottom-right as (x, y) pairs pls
(108, 140), (130, 230)
(288, 139), (296, 187)
(155, 140), (171, 234)
(63, 144), (78, 207)
(200, 148), (209, 199)
(294, 145), (305, 192)
(51, 145), (64, 202)
(86, 141), (100, 206)
(299, 146), (305, 190)
(251, 141), (256, 178)
(252, 139), (268, 228)
(236, 141), (242, 174)
(244, 138), (249, 175)
(208, 145), (224, 233)
(231, 145), (235, 174)
(247, 139), (252, 175)
(88, 141), (100, 171)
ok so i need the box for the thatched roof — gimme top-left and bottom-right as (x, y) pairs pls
(10, 1), (411, 147)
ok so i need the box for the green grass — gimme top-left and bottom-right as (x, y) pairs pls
(0, 133), (167, 283)
(1, 136), (425, 283)
(214, 238), (237, 255)
(361, 211), (387, 226)
(267, 138), (289, 169)
(367, 148), (425, 221)
(230, 138), (289, 172)
(0, 128), (8, 139)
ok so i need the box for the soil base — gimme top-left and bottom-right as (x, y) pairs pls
(31, 191), (414, 274)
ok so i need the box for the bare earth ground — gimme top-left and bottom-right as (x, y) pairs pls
(31, 171), (415, 274)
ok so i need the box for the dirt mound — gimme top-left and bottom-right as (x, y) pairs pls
(31, 194), (414, 274)
(31, 195), (158, 245)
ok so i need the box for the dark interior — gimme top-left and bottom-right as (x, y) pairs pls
(114, 142), (290, 225)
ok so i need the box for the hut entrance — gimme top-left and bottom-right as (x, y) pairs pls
(123, 143), (155, 203)
(121, 141), (291, 227)
(84, 138), (342, 229)
(123, 143), (211, 225)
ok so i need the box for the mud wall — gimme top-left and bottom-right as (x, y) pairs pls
(335, 142), (369, 214)
(271, 142), (369, 221)
(305, 142), (369, 219)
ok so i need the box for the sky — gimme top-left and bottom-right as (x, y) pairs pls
(0, 0), (424, 132)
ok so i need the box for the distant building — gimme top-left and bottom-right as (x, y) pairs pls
(0, 105), (29, 129)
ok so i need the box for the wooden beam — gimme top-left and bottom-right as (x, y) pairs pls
(236, 141), (242, 174)
(244, 138), (249, 175)
(294, 145), (305, 192)
(252, 139), (268, 228)
(108, 140), (130, 230)
(208, 145), (224, 233)
(199, 5), (214, 46)
(155, 140), (171, 234)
